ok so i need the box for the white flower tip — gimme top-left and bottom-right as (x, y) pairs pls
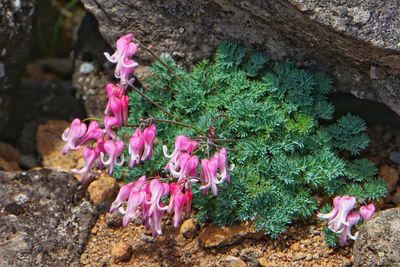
(162, 145), (171, 158)
(229, 163), (235, 171)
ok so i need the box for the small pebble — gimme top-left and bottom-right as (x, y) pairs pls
(111, 241), (132, 263)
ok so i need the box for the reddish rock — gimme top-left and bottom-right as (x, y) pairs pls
(36, 120), (82, 171)
(180, 218), (200, 239)
(198, 222), (264, 248)
(392, 188), (400, 206)
(87, 174), (119, 205)
(111, 241), (132, 263)
(379, 165), (399, 192)
(0, 142), (20, 162)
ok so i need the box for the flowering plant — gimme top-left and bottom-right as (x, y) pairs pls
(62, 34), (232, 236)
(63, 35), (388, 245)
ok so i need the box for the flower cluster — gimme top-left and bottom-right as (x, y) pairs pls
(110, 134), (232, 236)
(63, 33), (232, 236)
(62, 34), (142, 183)
(109, 176), (193, 236)
(318, 196), (376, 247)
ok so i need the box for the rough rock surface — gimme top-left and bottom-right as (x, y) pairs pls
(80, 0), (400, 115)
(353, 208), (400, 266)
(72, 13), (114, 117)
(0, 0), (35, 140)
(36, 120), (82, 171)
(87, 174), (119, 207)
(198, 222), (264, 248)
(0, 169), (98, 267)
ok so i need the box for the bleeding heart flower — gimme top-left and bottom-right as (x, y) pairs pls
(61, 118), (87, 154)
(141, 124), (156, 161)
(104, 116), (120, 139)
(104, 33), (139, 86)
(77, 121), (104, 147)
(359, 204), (375, 221)
(100, 139), (125, 175)
(339, 211), (360, 247)
(169, 153), (199, 182)
(72, 146), (100, 184)
(163, 135), (199, 171)
(128, 128), (145, 167)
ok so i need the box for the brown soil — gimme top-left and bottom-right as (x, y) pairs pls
(81, 215), (352, 267)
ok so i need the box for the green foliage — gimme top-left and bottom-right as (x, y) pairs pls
(115, 42), (387, 238)
(322, 226), (341, 248)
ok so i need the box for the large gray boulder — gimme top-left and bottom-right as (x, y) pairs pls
(0, 169), (98, 267)
(0, 1), (35, 139)
(79, 0), (400, 114)
(353, 208), (400, 266)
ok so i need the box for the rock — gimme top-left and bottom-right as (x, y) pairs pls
(392, 188), (400, 206)
(0, 1), (35, 141)
(87, 174), (119, 206)
(5, 81), (86, 143)
(140, 232), (155, 243)
(379, 165), (399, 192)
(240, 248), (262, 266)
(19, 154), (40, 169)
(198, 222), (264, 248)
(0, 169), (98, 266)
(111, 241), (132, 263)
(258, 257), (269, 267)
(293, 252), (306, 261)
(389, 151), (400, 165)
(105, 211), (124, 228)
(72, 13), (113, 117)
(0, 156), (20, 171)
(223, 256), (247, 267)
(290, 241), (301, 252)
(180, 218), (200, 239)
(81, 0), (400, 116)
(0, 142), (20, 162)
(36, 120), (82, 171)
(353, 208), (400, 266)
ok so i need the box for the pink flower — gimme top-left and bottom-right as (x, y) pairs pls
(110, 182), (135, 213)
(213, 148), (230, 183)
(100, 139), (125, 175)
(167, 183), (192, 227)
(199, 158), (220, 196)
(123, 190), (146, 227)
(144, 179), (169, 236)
(169, 153), (199, 182)
(339, 211), (360, 247)
(318, 196), (357, 233)
(104, 33), (139, 86)
(61, 118), (87, 154)
(199, 148), (232, 196)
(104, 116), (120, 139)
(105, 83), (129, 126)
(163, 135), (199, 171)
(77, 121), (104, 147)
(128, 128), (144, 167)
(119, 58), (138, 86)
(141, 124), (156, 161)
(110, 176), (146, 214)
(359, 204), (375, 221)
(72, 146), (100, 184)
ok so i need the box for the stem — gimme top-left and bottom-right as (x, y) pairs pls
(137, 42), (182, 81)
(82, 117), (103, 123)
(210, 138), (238, 143)
(150, 118), (200, 132)
(127, 82), (174, 118)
